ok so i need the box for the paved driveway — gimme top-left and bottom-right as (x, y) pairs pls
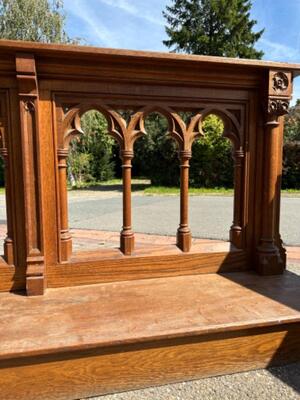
(0, 192), (299, 245)
(67, 191), (300, 245)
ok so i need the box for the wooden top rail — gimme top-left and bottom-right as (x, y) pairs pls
(1, 39), (300, 74)
(0, 39), (299, 295)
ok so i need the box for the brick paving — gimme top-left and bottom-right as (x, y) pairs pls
(71, 228), (300, 264)
(70, 228), (222, 251)
(0, 223), (299, 263)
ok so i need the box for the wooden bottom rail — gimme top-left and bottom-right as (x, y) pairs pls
(0, 271), (300, 399)
(47, 243), (247, 289)
(0, 242), (247, 292)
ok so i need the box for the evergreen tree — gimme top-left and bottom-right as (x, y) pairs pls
(163, 0), (264, 59)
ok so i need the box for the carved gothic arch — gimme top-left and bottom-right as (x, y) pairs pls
(199, 107), (243, 152)
(141, 106), (203, 151)
(61, 104), (148, 153)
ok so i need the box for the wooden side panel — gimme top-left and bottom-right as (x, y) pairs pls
(1, 324), (299, 400)
(39, 89), (58, 266)
(16, 53), (45, 295)
(47, 249), (247, 289)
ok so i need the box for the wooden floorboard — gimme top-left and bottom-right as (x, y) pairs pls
(1, 271), (300, 361)
(1, 270), (300, 399)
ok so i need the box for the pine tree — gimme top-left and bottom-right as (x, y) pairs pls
(163, 0), (264, 59)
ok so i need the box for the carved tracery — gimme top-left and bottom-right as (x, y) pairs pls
(141, 106), (204, 252)
(199, 108), (245, 248)
(57, 102), (245, 259)
(59, 105), (147, 259)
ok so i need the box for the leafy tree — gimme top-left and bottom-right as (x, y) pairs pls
(190, 115), (233, 187)
(0, 1), (117, 186)
(282, 142), (300, 189)
(0, 0), (79, 185)
(68, 111), (116, 186)
(147, 0), (263, 188)
(284, 100), (300, 143)
(133, 113), (233, 188)
(281, 100), (300, 189)
(133, 113), (179, 186)
(163, 0), (264, 59)
(0, 0), (74, 43)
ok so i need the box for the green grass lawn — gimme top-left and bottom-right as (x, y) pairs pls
(1, 181), (299, 196)
(143, 186), (234, 196)
(67, 179), (300, 196)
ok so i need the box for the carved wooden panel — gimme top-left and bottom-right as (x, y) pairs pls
(16, 53), (45, 294)
(256, 70), (292, 274)
(55, 100), (246, 258)
(0, 41), (297, 294)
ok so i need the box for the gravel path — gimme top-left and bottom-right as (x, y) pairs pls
(90, 364), (300, 400)
(0, 191), (299, 244)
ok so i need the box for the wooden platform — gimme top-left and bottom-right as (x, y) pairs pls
(1, 270), (300, 400)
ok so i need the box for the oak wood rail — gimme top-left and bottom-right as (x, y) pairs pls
(0, 40), (298, 295)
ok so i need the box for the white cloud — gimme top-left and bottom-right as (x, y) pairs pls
(64, 0), (118, 47)
(259, 38), (300, 62)
(291, 79), (300, 105)
(98, 0), (164, 26)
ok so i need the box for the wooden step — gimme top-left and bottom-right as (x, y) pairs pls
(1, 271), (300, 399)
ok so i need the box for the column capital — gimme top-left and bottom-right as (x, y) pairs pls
(266, 70), (292, 120)
(120, 149), (134, 160)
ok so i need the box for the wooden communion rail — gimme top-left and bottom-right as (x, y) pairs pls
(0, 40), (300, 399)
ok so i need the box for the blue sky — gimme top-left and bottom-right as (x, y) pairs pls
(63, 0), (300, 102)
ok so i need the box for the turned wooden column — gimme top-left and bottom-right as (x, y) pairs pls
(256, 70), (291, 275)
(177, 150), (192, 252)
(16, 53), (45, 295)
(120, 149), (134, 255)
(256, 114), (283, 273)
(57, 149), (72, 262)
(230, 149), (244, 249)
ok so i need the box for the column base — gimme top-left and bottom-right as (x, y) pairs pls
(230, 226), (243, 249)
(256, 243), (284, 275)
(26, 275), (45, 296)
(26, 258), (45, 296)
(120, 232), (135, 255)
(277, 234), (287, 269)
(177, 230), (192, 252)
(4, 238), (14, 265)
(60, 234), (72, 263)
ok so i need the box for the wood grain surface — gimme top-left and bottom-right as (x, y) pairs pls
(0, 39), (295, 293)
(1, 271), (300, 399)
(1, 271), (300, 361)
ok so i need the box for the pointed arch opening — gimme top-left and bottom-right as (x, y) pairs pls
(67, 109), (122, 254)
(58, 105), (131, 261)
(190, 109), (244, 249)
(131, 110), (180, 247)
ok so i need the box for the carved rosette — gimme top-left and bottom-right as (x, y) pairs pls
(272, 72), (289, 93)
(267, 70), (292, 119)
